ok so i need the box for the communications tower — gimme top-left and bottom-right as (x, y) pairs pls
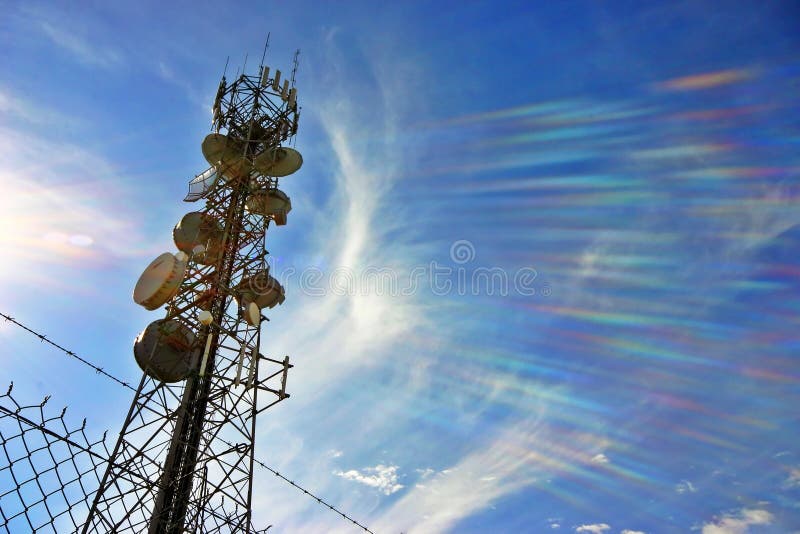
(84, 50), (303, 533)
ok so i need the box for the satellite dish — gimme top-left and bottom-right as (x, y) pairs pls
(134, 319), (196, 383)
(133, 252), (188, 310)
(245, 189), (292, 225)
(245, 301), (261, 327)
(236, 270), (285, 310)
(253, 147), (302, 177)
(201, 133), (251, 177)
(173, 212), (224, 265)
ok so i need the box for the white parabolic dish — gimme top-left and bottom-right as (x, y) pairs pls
(134, 319), (196, 383)
(245, 302), (261, 327)
(133, 252), (188, 310)
(173, 212), (224, 265)
(201, 133), (251, 176)
(254, 147), (303, 177)
(202, 133), (238, 165)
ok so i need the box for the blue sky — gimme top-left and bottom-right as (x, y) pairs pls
(1, 1), (799, 532)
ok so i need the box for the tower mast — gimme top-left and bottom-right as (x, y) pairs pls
(84, 51), (303, 533)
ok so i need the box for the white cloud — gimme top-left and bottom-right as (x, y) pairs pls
(675, 480), (697, 494)
(254, 50), (431, 408)
(621, 530), (646, 534)
(783, 467), (800, 488)
(416, 468), (435, 479)
(590, 453), (609, 464)
(245, 31), (437, 533)
(333, 464), (404, 496)
(702, 508), (773, 534)
(576, 524), (610, 533)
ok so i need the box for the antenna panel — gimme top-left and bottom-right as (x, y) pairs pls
(272, 69), (281, 91)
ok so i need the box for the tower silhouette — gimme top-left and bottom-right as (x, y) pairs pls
(84, 51), (302, 533)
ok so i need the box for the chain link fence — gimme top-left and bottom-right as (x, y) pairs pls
(0, 383), (110, 533)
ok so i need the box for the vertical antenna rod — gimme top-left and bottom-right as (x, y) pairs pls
(260, 33), (271, 67)
(290, 49), (301, 87)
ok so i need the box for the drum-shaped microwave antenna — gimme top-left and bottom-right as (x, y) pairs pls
(133, 252), (189, 310)
(173, 212), (224, 265)
(201, 133), (238, 165)
(236, 270), (285, 310)
(245, 301), (261, 327)
(133, 319), (196, 383)
(245, 189), (292, 225)
(202, 133), (251, 176)
(253, 146), (302, 177)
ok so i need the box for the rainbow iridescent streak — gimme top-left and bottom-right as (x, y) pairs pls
(407, 61), (800, 514)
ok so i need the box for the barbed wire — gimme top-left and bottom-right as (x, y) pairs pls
(248, 453), (375, 533)
(1, 312), (136, 392)
(1, 311), (375, 533)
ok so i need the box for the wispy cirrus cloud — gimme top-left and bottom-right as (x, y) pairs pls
(0, 83), (161, 310)
(675, 479), (698, 494)
(371, 409), (607, 533)
(415, 467), (435, 480)
(36, 20), (121, 69)
(0, 88), (82, 128)
(155, 60), (210, 112)
(0, 124), (149, 296)
(782, 467), (800, 489)
(653, 68), (754, 92)
(246, 30), (437, 532)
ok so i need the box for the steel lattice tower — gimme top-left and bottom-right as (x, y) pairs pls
(84, 52), (302, 533)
